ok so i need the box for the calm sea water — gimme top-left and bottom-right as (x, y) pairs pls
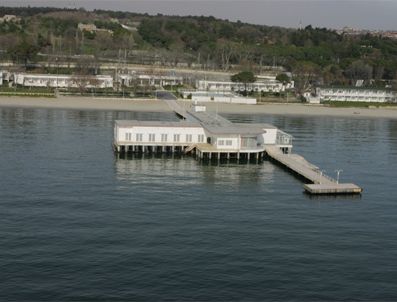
(1, 107), (397, 301)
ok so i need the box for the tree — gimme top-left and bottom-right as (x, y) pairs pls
(276, 73), (290, 83)
(8, 39), (39, 66)
(231, 71), (256, 92)
(75, 56), (99, 75)
(292, 61), (321, 94)
(215, 39), (237, 70)
(345, 60), (373, 82)
(231, 71), (256, 83)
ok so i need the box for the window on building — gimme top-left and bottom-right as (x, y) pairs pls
(198, 134), (204, 143)
(218, 140), (224, 146)
(186, 134), (192, 143)
(125, 133), (132, 141)
(174, 134), (180, 142)
(161, 134), (168, 142)
(149, 133), (156, 142)
(136, 133), (143, 142)
(226, 140), (232, 146)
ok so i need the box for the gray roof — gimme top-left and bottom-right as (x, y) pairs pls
(187, 110), (232, 126)
(115, 120), (201, 128)
(204, 123), (275, 136)
(187, 110), (274, 135)
(116, 110), (276, 136)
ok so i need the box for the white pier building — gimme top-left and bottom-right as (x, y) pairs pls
(114, 105), (292, 160)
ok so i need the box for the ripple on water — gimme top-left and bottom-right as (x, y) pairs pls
(0, 108), (397, 301)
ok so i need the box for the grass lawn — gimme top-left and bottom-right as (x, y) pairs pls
(323, 101), (397, 108)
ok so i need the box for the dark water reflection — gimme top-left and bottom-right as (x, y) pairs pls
(1, 108), (397, 301)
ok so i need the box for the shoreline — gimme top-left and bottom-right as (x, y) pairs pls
(1, 96), (397, 119)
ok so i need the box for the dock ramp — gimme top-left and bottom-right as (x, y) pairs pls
(184, 144), (197, 154)
(265, 146), (362, 195)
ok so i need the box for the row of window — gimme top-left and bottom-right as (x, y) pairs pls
(218, 139), (233, 146)
(124, 133), (205, 143)
(323, 91), (395, 96)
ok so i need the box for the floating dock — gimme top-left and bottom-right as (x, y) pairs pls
(265, 146), (362, 195)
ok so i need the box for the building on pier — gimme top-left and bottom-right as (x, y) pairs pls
(113, 106), (293, 160)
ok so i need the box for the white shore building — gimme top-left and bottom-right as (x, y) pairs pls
(13, 73), (113, 89)
(181, 91), (257, 105)
(196, 77), (294, 93)
(137, 75), (183, 87)
(117, 73), (183, 88)
(318, 87), (397, 103)
(114, 106), (293, 159)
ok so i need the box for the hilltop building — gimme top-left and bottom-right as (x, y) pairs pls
(0, 15), (21, 23)
(78, 23), (97, 32)
(78, 23), (113, 34)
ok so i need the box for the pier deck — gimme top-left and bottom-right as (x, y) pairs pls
(162, 99), (190, 120)
(156, 92), (193, 120)
(265, 146), (362, 195)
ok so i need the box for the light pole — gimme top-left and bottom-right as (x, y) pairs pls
(319, 169), (326, 184)
(335, 169), (343, 184)
(56, 57), (59, 89)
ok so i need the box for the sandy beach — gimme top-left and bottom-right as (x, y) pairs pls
(1, 96), (397, 119)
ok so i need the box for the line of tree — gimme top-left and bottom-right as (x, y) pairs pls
(1, 6), (397, 89)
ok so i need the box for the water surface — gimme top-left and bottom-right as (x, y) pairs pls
(1, 108), (396, 301)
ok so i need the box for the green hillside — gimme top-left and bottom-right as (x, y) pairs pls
(1, 6), (397, 89)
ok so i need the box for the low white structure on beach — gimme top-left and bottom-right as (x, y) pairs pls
(137, 75), (183, 87)
(196, 77), (294, 93)
(0, 70), (12, 86)
(13, 73), (114, 89)
(181, 91), (257, 105)
(117, 73), (183, 88)
(318, 87), (397, 103)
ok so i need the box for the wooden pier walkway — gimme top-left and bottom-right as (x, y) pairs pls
(162, 98), (190, 120)
(156, 91), (192, 120)
(265, 146), (362, 195)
